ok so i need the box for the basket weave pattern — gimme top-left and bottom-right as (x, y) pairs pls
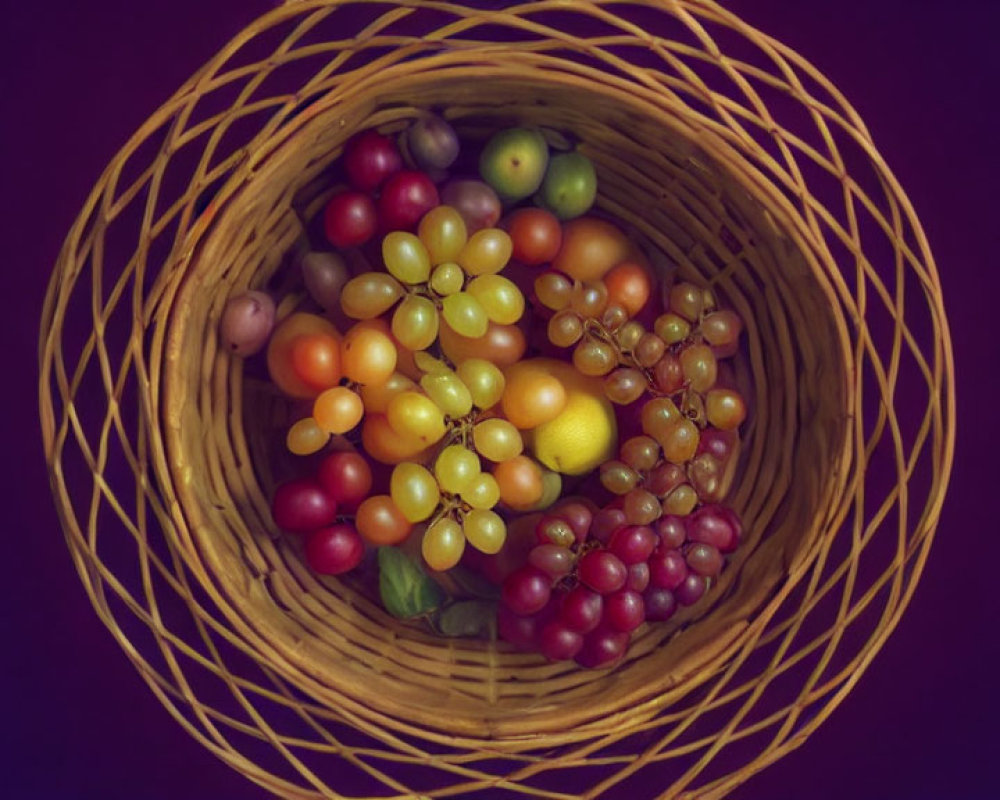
(39, 2), (954, 798)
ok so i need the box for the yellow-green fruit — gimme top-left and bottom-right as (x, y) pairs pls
(529, 371), (617, 476)
(479, 127), (549, 201)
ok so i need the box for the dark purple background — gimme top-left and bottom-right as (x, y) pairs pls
(4, 1), (997, 798)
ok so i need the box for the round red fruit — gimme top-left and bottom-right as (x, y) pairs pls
(501, 566), (552, 616)
(344, 129), (402, 192)
(378, 170), (439, 232)
(271, 479), (337, 533)
(316, 451), (373, 511)
(539, 621), (584, 661)
(305, 524), (364, 575)
(323, 191), (377, 248)
(506, 207), (562, 265)
(575, 626), (629, 669)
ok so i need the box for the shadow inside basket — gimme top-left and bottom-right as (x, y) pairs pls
(162, 72), (851, 741)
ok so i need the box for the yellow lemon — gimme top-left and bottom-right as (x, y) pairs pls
(530, 383), (617, 476)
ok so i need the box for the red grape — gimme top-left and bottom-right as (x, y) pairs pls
(646, 462), (686, 497)
(609, 525), (657, 565)
(575, 626), (629, 669)
(539, 621), (584, 661)
(528, 544), (574, 578)
(687, 504), (741, 553)
(501, 566), (552, 616)
(498, 603), (541, 650)
(535, 515), (575, 547)
(653, 353), (684, 394)
(577, 550), (627, 595)
(686, 543), (723, 577)
(344, 129), (402, 191)
(304, 523), (364, 575)
(271, 479), (337, 533)
(648, 547), (687, 590)
(675, 573), (708, 606)
(626, 562), (650, 593)
(323, 191), (378, 248)
(378, 170), (439, 231)
(698, 428), (737, 462)
(316, 451), (372, 511)
(552, 501), (593, 543)
(654, 515), (688, 550)
(591, 507), (627, 544)
(559, 586), (603, 634)
(605, 589), (644, 632)
(644, 587), (678, 621)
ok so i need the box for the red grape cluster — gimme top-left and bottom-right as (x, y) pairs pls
(499, 502), (741, 668)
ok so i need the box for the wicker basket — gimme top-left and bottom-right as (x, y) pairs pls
(38, 1), (954, 798)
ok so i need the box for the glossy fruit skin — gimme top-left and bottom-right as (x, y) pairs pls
(603, 262), (651, 318)
(559, 586), (603, 634)
(220, 290), (276, 356)
(494, 455), (544, 510)
(390, 462), (441, 523)
(305, 524), (364, 575)
(272, 479), (337, 533)
(440, 179), (502, 233)
(422, 518), (465, 571)
(458, 228), (514, 276)
(502, 362), (567, 429)
(323, 191), (378, 247)
(577, 550), (627, 594)
(501, 566), (552, 616)
(344, 129), (402, 191)
(289, 333), (342, 393)
(439, 320), (526, 368)
(316, 451), (372, 511)
(507, 208), (562, 265)
(479, 127), (549, 201)
(312, 386), (364, 434)
(539, 621), (584, 661)
(355, 495), (412, 545)
(377, 170), (440, 232)
(687, 504), (741, 553)
(643, 587), (678, 621)
(339, 272), (405, 320)
(407, 114), (460, 171)
(552, 216), (634, 282)
(609, 525), (657, 565)
(605, 589), (644, 632)
(552, 500), (593, 543)
(497, 602), (543, 650)
(361, 413), (430, 465)
(539, 151), (597, 220)
(417, 205), (468, 265)
(286, 417), (328, 456)
(575, 626), (629, 668)
(301, 252), (350, 312)
(340, 324), (397, 386)
(648, 547), (688, 590)
(267, 313), (342, 399)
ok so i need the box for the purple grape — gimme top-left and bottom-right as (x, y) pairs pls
(577, 550), (628, 594)
(560, 586), (603, 634)
(686, 543), (723, 577)
(675, 573), (707, 606)
(539, 621), (584, 661)
(655, 515), (688, 550)
(644, 587), (678, 621)
(497, 603), (541, 650)
(609, 525), (657, 565)
(605, 590), (645, 632)
(591, 507), (627, 544)
(575, 626), (630, 669)
(528, 544), (574, 578)
(648, 547), (688, 590)
(687, 504), (742, 553)
(626, 562), (650, 593)
(501, 566), (552, 616)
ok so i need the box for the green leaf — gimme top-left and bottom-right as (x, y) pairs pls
(378, 546), (444, 619)
(446, 565), (502, 601)
(436, 600), (497, 639)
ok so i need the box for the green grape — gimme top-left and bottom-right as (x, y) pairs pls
(456, 359), (505, 408)
(383, 232), (431, 284)
(624, 487), (662, 525)
(654, 312), (691, 345)
(420, 370), (474, 418)
(668, 282), (704, 322)
(386, 391), (446, 444)
(457, 228), (513, 276)
(391, 295), (439, 351)
(634, 332), (666, 368)
(534, 270), (573, 311)
(418, 205), (468, 265)
(390, 462), (441, 523)
(548, 309), (584, 348)
(617, 320), (645, 352)
(662, 484), (698, 516)
(569, 281), (609, 318)
(466, 274), (525, 325)
(460, 473), (501, 510)
(573, 338), (617, 376)
(604, 367), (646, 405)
(340, 272), (405, 319)
(600, 460), (640, 495)
(680, 344), (718, 393)
(413, 350), (450, 374)
(472, 418), (523, 462)
(620, 435), (661, 472)
(463, 509), (506, 554)
(422, 517), (465, 571)
(430, 262), (464, 296)
(640, 396), (682, 442)
(441, 292), (489, 338)
(434, 445), (481, 494)
(659, 418), (700, 464)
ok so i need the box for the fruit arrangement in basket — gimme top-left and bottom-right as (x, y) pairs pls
(220, 114), (749, 669)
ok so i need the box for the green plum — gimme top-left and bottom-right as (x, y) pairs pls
(539, 151), (597, 220)
(479, 127), (549, 202)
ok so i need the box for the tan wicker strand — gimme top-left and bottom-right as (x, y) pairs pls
(39, 1), (954, 798)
